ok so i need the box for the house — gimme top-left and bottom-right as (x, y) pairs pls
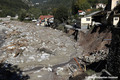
(80, 11), (101, 29)
(105, 0), (120, 26)
(39, 15), (54, 26)
(113, 15), (119, 26)
(106, 0), (120, 11)
(39, 15), (53, 21)
(91, 0), (120, 28)
(80, 17), (91, 27)
(78, 10), (86, 15)
(92, 0), (120, 27)
(96, 3), (106, 9)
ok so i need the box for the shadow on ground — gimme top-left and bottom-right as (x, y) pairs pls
(0, 63), (30, 80)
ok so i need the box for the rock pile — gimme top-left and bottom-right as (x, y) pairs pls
(0, 21), (82, 80)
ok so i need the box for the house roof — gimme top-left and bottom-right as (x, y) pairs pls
(81, 11), (102, 18)
(78, 10), (83, 13)
(86, 11), (101, 17)
(39, 15), (53, 20)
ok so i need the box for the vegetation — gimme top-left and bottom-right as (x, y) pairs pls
(30, 0), (108, 16)
(31, 0), (108, 10)
(19, 7), (42, 21)
(72, 0), (90, 15)
(28, 7), (42, 18)
(19, 9), (27, 21)
(0, 0), (29, 17)
(0, 0), (108, 21)
(53, 6), (69, 23)
(88, 0), (108, 7)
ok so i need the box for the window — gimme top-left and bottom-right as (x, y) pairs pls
(86, 18), (90, 21)
(115, 17), (119, 20)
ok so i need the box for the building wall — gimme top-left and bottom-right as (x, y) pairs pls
(111, 0), (119, 10)
(81, 17), (92, 26)
(107, 0), (119, 10)
(113, 17), (119, 26)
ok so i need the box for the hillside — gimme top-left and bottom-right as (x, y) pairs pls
(0, 0), (29, 17)
(31, 0), (108, 9)
(31, 0), (73, 9)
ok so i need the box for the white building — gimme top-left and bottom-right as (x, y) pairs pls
(111, 0), (119, 10)
(112, 13), (120, 27)
(106, 0), (120, 26)
(113, 17), (119, 26)
(107, 0), (120, 10)
(80, 17), (92, 26)
(80, 11), (101, 28)
(96, 3), (106, 9)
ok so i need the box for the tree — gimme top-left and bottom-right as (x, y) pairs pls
(88, 0), (108, 8)
(19, 9), (27, 21)
(0, 0), (29, 17)
(28, 7), (42, 18)
(53, 6), (69, 23)
(72, 0), (90, 15)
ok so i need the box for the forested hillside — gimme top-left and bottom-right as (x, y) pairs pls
(31, 0), (108, 8)
(0, 0), (29, 17)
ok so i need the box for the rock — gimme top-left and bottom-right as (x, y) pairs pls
(56, 67), (64, 75)
(0, 21), (83, 80)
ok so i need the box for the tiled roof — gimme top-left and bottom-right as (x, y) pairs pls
(39, 15), (53, 20)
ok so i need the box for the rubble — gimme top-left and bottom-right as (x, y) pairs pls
(84, 74), (97, 80)
(82, 49), (108, 63)
(0, 21), (110, 80)
(0, 21), (81, 80)
(56, 67), (64, 75)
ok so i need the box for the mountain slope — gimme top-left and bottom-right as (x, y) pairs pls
(0, 0), (29, 17)
(31, 0), (73, 9)
(31, 0), (108, 9)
